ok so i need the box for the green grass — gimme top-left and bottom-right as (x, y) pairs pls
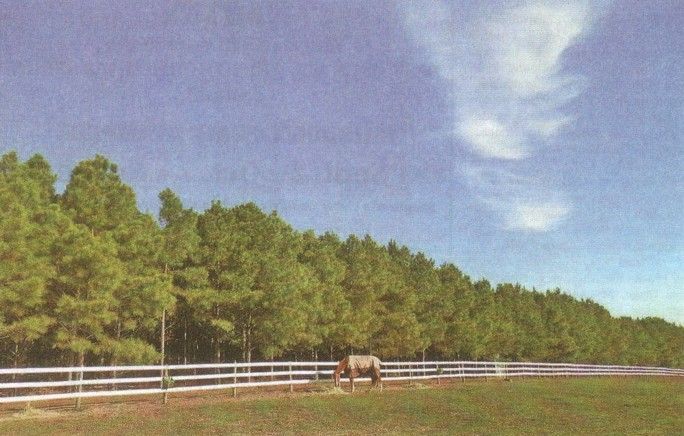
(1, 377), (681, 435)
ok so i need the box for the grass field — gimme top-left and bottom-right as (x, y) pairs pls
(1, 377), (681, 435)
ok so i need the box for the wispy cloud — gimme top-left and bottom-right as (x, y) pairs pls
(463, 165), (570, 231)
(459, 117), (527, 159)
(507, 203), (570, 231)
(487, 3), (589, 98)
(401, 1), (608, 231)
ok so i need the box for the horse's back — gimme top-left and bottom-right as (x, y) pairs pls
(348, 355), (381, 371)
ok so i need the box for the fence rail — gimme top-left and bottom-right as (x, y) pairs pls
(1, 361), (681, 406)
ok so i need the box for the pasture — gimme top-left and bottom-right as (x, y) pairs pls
(1, 377), (681, 435)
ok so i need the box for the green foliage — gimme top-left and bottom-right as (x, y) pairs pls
(50, 222), (122, 357)
(0, 151), (682, 367)
(196, 202), (320, 361)
(298, 231), (353, 354)
(102, 337), (160, 364)
(162, 375), (175, 390)
(60, 155), (138, 234)
(0, 153), (58, 365)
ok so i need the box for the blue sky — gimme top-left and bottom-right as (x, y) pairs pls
(1, 1), (682, 324)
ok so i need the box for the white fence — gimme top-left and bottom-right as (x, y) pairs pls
(0, 361), (681, 407)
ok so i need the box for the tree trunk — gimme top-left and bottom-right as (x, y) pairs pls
(161, 308), (167, 390)
(112, 320), (122, 389)
(214, 305), (221, 363)
(246, 329), (252, 363)
(241, 327), (247, 362)
(270, 354), (274, 381)
(67, 354), (74, 392)
(12, 343), (19, 397)
(161, 308), (166, 365)
(183, 318), (188, 365)
(215, 340), (221, 363)
(246, 313), (252, 363)
(314, 349), (319, 381)
(76, 352), (85, 409)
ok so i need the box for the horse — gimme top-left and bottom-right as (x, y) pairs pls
(333, 355), (382, 393)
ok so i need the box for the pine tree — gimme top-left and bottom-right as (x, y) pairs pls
(0, 152), (56, 368)
(50, 221), (124, 366)
(196, 202), (316, 361)
(111, 214), (173, 363)
(540, 290), (579, 362)
(407, 250), (453, 360)
(60, 155), (171, 363)
(61, 155), (138, 234)
(158, 188), (205, 364)
(437, 263), (476, 359)
(340, 236), (422, 358)
(298, 231), (352, 359)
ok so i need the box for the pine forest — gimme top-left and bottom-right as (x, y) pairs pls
(1, 151), (682, 369)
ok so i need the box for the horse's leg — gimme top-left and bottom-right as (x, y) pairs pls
(375, 368), (383, 391)
(350, 375), (355, 393)
(369, 371), (377, 389)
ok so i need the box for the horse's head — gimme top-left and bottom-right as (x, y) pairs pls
(333, 356), (348, 388)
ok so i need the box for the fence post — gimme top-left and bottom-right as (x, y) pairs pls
(436, 364), (440, 385)
(75, 369), (83, 409)
(162, 367), (169, 405)
(232, 360), (237, 398)
(289, 364), (294, 393)
(409, 364), (413, 386)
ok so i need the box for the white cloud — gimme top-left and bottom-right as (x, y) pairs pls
(401, 1), (596, 158)
(487, 2), (589, 97)
(527, 116), (574, 137)
(400, 1), (607, 231)
(459, 117), (527, 159)
(463, 165), (571, 231)
(507, 202), (570, 231)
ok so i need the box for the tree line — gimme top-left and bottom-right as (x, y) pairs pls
(1, 151), (682, 369)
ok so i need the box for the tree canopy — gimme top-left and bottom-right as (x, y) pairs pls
(1, 151), (682, 368)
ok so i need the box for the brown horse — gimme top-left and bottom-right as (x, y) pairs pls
(333, 355), (382, 393)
